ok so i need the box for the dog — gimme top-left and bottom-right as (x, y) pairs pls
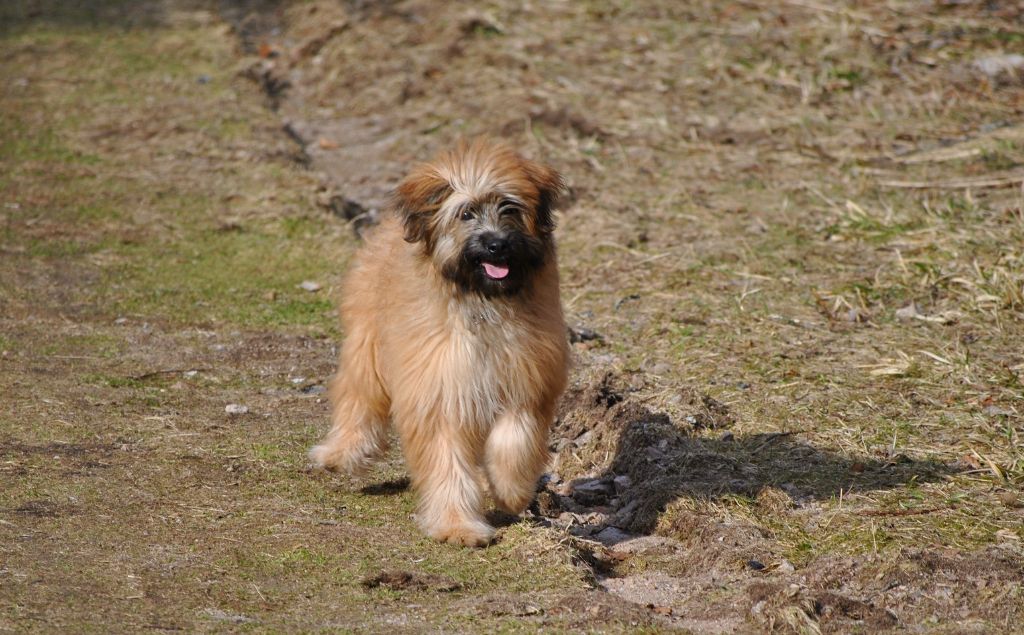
(309, 139), (570, 546)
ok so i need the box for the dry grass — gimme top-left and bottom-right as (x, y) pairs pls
(2, 0), (1023, 631)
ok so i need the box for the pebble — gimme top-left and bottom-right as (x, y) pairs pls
(298, 280), (322, 292)
(610, 535), (684, 555)
(573, 478), (612, 495)
(225, 404), (249, 415)
(973, 54), (1024, 78)
(895, 303), (921, 321)
(594, 526), (633, 545)
(997, 491), (1021, 508)
(613, 474), (632, 492)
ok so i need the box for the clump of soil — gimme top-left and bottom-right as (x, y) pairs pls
(361, 570), (461, 593)
(550, 373), (756, 533)
(677, 388), (735, 430)
(549, 590), (660, 629)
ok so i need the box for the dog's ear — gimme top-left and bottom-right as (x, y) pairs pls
(522, 159), (566, 233)
(393, 166), (451, 244)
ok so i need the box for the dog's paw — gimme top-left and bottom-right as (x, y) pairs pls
(430, 521), (495, 548)
(307, 444), (337, 471)
(308, 443), (378, 476)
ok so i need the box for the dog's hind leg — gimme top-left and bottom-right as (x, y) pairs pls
(309, 333), (390, 475)
(484, 409), (552, 515)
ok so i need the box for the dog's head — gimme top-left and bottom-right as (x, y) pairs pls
(393, 139), (565, 298)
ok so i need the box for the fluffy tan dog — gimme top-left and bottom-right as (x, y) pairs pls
(309, 139), (570, 546)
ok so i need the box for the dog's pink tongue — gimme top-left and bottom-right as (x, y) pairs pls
(483, 262), (510, 280)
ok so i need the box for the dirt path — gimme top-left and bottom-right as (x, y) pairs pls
(2, 1), (1023, 632)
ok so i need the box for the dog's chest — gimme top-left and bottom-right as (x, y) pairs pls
(440, 302), (548, 418)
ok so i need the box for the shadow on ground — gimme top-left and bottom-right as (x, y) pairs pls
(548, 374), (956, 538)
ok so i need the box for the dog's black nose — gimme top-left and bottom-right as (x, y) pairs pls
(484, 234), (509, 256)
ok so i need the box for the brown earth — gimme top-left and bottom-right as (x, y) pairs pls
(2, 0), (1023, 632)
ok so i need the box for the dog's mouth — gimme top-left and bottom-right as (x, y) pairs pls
(482, 262), (510, 280)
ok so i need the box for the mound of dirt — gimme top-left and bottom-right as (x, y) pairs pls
(551, 373), (760, 536)
(360, 570), (461, 593)
(548, 590), (662, 629)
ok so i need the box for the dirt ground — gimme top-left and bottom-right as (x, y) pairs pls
(2, 0), (1023, 632)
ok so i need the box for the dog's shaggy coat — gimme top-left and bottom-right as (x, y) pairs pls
(310, 140), (569, 546)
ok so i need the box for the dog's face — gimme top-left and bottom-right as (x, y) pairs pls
(393, 140), (564, 298)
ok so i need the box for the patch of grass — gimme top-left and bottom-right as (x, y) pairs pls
(0, 124), (102, 167)
(107, 223), (338, 330)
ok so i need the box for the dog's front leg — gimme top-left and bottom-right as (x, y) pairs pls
(484, 409), (551, 515)
(400, 421), (494, 547)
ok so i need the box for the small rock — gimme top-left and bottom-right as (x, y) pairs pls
(542, 472), (561, 486)
(225, 404), (249, 415)
(201, 608), (255, 624)
(196, 74), (211, 84)
(844, 308), (867, 322)
(573, 478), (611, 494)
(973, 54), (1024, 78)
(613, 474), (632, 493)
(746, 219), (768, 234)
(648, 362), (672, 376)
(895, 303), (921, 321)
(572, 430), (593, 448)
(323, 195), (380, 239)
(594, 526), (633, 545)
(984, 405), (1014, 417)
(290, 377), (306, 384)
(301, 384), (327, 395)
(184, 370), (199, 378)
(645, 446), (665, 460)
(777, 559), (796, 573)
(114, 317), (128, 325)
(747, 559), (766, 571)
(298, 280), (321, 292)
(568, 325), (603, 344)
(611, 535), (684, 555)
(997, 491), (1021, 508)
(610, 498), (640, 526)
(327, 195), (367, 220)
(571, 478), (612, 505)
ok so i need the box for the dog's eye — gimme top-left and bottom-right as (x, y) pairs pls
(498, 202), (520, 217)
(460, 209), (475, 221)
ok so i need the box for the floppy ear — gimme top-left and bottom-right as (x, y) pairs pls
(522, 159), (566, 233)
(392, 166), (451, 244)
